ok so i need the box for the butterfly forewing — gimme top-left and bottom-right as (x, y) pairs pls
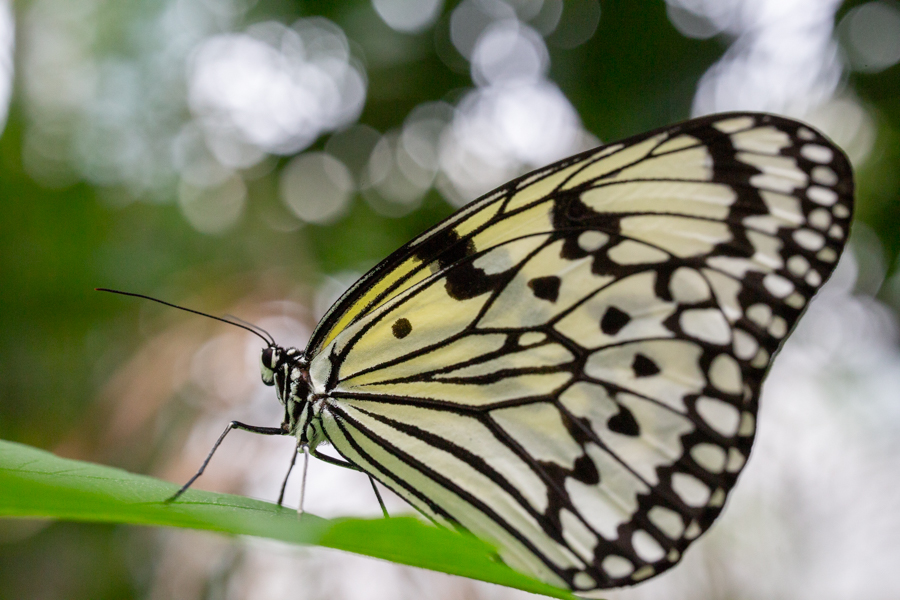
(304, 113), (853, 592)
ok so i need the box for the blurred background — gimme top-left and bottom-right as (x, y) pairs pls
(0, 0), (899, 598)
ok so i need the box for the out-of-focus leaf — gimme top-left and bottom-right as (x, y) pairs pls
(0, 439), (579, 600)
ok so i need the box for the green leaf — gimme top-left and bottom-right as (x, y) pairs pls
(0, 439), (578, 599)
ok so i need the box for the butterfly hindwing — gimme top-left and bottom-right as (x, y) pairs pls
(304, 112), (853, 592)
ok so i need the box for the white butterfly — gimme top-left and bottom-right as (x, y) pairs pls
(169, 112), (853, 594)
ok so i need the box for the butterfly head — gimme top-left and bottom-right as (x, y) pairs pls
(259, 344), (283, 386)
(260, 344), (316, 440)
(260, 345), (307, 401)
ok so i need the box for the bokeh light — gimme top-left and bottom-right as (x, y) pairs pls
(437, 2), (597, 205)
(188, 19), (366, 157)
(279, 152), (354, 225)
(664, 0), (740, 39)
(690, 0), (844, 116)
(0, 0), (13, 134)
(837, 1), (900, 73)
(372, 0), (444, 33)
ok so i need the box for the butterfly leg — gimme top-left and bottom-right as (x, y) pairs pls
(368, 476), (390, 519)
(308, 446), (360, 470)
(167, 421), (286, 502)
(277, 439), (300, 506)
(298, 444), (310, 516)
(306, 447), (389, 518)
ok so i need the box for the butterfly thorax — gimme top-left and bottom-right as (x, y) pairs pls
(260, 344), (324, 446)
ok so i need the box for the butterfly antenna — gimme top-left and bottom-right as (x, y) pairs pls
(223, 313), (275, 346)
(96, 288), (272, 346)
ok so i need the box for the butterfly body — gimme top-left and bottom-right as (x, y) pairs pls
(258, 112), (853, 594)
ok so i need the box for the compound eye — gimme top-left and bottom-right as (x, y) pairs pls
(260, 347), (276, 386)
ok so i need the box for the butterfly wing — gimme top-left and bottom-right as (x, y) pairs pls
(304, 113), (853, 592)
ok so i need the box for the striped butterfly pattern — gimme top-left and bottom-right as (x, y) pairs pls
(261, 113), (853, 593)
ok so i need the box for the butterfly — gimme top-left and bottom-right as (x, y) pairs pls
(161, 112), (854, 594)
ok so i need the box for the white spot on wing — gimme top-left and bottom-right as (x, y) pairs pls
(769, 315), (788, 339)
(602, 555), (634, 578)
(732, 329), (758, 360)
(730, 126), (792, 154)
(811, 165), (838, 185)
(680, 308), (732, 345)
(573, 572), (597, 590)
(818, 247), (838, 262)
(691, 443), (727, 473)
(787, 254), (810, 276)
(709, 354), (742, 395)
(684, 520), (701, 539)
(607, 240), (669, 265)
(708, 487), (726, 507)
(578, 230), (609, 252)
(669, 267), (711, 303)
(632, 565), (656, 581)
(713, 116), (755, 133)
(739, 411), (756, 436)
(632, 530), (665, 562)
(800, 143), (833, 163)
(519, 331), (546, 346)
(785, 292), (806, 308)
(750, 172), (804, 193)
(808, 185), (838, 206)
(793, 228), (825, 250)
(726, 447), (746, 472)
(695, 396), (740, 436)
(746, 303), (772, 327)
(751, 348), (770, 369)
(763, 273), (794, 298)
(647, 505), (685, 538)
(671, 472), (711, 507)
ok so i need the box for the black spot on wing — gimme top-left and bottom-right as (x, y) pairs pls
(572, 453), (600, 484)
(392, 318), (412, 339)
(412, 226), (464, 265)
(411, 227), (507, 301)
(600, 306), (631, 335)
(528, 276), (561, 302)
(444, 254), (507, 300)
(607, 404), (640, 436)
(632, 353), (660, 377)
